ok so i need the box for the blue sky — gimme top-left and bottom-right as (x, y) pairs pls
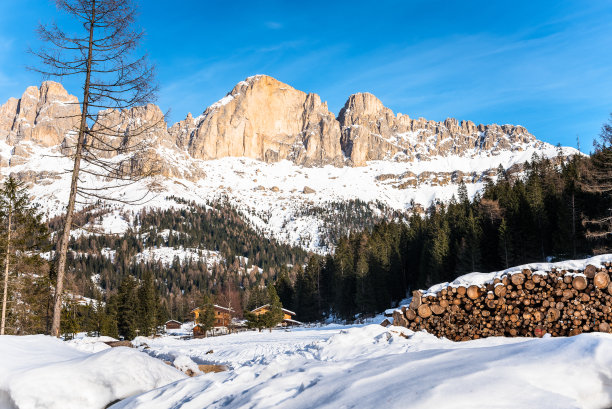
(1, 0), (612, 151)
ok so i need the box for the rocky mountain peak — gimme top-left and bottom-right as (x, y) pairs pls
(0, 76), (555, 174)
(0, 81), (80, 148)
(182, 74), (344, 166)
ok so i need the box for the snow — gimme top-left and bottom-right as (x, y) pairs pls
(422, 254), (612, 296)
(1, 133), (581, 253)
(5, 256), (612, 409)
(112, 325), (612, 409)
(132, 246), (223, 268)
(0, 335), (186, 409)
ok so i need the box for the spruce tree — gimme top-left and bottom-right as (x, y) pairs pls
(199, 293), (216, 336)
(137, 271), (157, 336)
(117, 276), (138, 340)
(0, 176), (50, 335)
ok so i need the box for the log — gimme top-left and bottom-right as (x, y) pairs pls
(572, 275), (587, 291)
(546, 308), (561, 322)
(431, 304), (445, 315)
(405, 308), (417, 321)
(467, 285), (481, 300)
(584, 264), (597, 279)
(409, 291), (422, 310)
(511, 273), (525, 286)
(599, 322), (611, 333)
(594, 272), (610, 289)
(493, 285), (506, 298)
(417, 304), (432, 319)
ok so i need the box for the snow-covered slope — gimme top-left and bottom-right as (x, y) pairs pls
(0, 77), (581, 252)
(6, 142), (577, 253)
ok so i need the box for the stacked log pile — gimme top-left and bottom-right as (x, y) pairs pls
(392, 263), (612, 340)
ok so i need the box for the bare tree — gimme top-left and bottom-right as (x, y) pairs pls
(31, 0), (159, 337)
(580, 114), (612, 242)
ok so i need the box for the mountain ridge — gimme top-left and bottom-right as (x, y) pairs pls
(0, 74), (580, 252)
(0, 74), (548, 170)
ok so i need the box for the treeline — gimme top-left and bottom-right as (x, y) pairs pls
(60, 271), (165, 340)
(274, 142), (612, 321)
(54, 199), (309, 321)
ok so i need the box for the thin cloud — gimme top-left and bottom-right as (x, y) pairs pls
(265, 21), (283, 30)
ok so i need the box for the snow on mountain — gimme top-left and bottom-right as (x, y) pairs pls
(0, 77), (581, 252)
(132, 246), (223, 269)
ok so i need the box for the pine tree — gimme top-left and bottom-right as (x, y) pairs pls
(274, 269), (294, 310)
(117, 276), (138, 340)
(198, 293), (216, 336)
(262, 284), (284, 331)
(0, 176), (50, 335)
(137, 271), (157, 336)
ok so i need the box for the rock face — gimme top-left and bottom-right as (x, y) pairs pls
(0, 82), (80, 149)
(0, 75), (549, 174)
(175, 75), (345, 167)
(338, 92), (537, 166)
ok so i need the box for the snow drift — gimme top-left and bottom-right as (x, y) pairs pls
(0, 335), (186, 409)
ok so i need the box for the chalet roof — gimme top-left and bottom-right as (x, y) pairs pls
(190, 304), (235, 313)
(165, 320), (182, 324)
(251, 304), (296, 316)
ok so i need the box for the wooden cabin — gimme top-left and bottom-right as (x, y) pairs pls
(165, 320), (182, 330)
(193, 324), (206, 338)
(191, 305), (235, 329)
(250, 305), (301, 326)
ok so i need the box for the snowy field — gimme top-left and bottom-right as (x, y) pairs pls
(3, 325), (612, 408)
(4, 255), (612, 408)
(121, 326), (612, 409)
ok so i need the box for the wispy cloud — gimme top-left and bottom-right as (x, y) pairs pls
(264, 21), (283, 30)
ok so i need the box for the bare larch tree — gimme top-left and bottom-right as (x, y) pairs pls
(581, 114), (612, 243)
(31, 0), (159, 337)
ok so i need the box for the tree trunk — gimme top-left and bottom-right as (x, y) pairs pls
(0, 205), (12, 335)
(50, 1), (95, 337)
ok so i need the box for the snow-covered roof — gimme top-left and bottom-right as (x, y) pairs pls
(165, 320), (182, 324)
(190, 304), (235, 313)
(251, 304), (296, 316)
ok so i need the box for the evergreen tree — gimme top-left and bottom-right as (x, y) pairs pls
(274, 269), (294, 310)
(117, 276), (138, 340)
(262, 284), (284, 330)
(0, 176), (50, 335)
(137, 271), (157, 336)
(198, 293), (216, 336)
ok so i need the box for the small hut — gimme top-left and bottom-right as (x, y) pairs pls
(165, 320), (182, 331)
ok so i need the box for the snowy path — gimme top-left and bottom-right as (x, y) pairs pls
(117, 325), (612, 409)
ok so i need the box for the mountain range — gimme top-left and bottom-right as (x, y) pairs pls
(0, 75), (578, 252)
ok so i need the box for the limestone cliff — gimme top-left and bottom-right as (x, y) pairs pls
(180, 75), (345, 167)
(0, 76), (554, 175)
(338, 92), (537, 166)
(0, 82), (80, 146)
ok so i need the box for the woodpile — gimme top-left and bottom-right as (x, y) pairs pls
(392, 263), (612, 341)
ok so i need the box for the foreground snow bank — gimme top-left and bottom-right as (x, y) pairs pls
(0, 335), (186, 409)
(114, 325), (612, 409)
